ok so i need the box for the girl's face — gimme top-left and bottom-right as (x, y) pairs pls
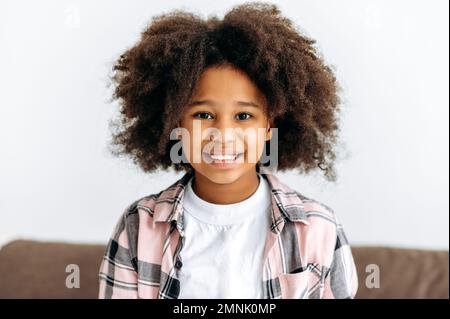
(178, 65), (272, 185)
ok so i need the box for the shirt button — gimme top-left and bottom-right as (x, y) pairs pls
(175, 260), (183, 269)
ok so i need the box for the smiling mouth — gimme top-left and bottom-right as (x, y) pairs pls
(202, 152), (244, 163)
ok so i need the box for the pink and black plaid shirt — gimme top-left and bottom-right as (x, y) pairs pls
(98, 165), (358, 299)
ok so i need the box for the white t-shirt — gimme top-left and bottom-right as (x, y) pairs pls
(177, 173), (272, 299)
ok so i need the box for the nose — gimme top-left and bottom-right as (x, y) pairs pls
(207, 115), (236, 141)
(206, 119), (244, 154)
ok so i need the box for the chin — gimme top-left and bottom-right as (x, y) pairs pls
(197, 165), (247, 185)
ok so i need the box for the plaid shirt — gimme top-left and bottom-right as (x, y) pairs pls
(98, 165), (358, 299)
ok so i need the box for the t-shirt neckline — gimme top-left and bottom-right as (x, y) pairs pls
(182, 173), (271, 226)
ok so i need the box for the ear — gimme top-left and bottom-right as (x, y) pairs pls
(175, 121), (182, 140)
(265, 121), (272, 141)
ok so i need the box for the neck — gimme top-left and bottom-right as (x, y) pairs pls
(192, 169), (260, 205)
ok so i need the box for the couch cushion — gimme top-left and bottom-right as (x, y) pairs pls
(352, 246), (449, 298)
(0, 240), (105, 298)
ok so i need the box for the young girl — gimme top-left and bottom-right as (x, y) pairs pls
(98, 2), (358, 299)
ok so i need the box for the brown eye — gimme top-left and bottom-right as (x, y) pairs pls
(193, 112), (213, 120)
(236, 113), (252, 120)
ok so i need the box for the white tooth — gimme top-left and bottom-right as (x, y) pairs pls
(211, 154), (236, 160)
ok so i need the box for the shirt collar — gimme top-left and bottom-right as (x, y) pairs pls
(151, 164), (310, 235)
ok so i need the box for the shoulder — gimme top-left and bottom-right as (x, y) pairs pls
(118, 190), (165, 223)
(115, 170), (191, 236)
(291, 192), (346, 264)
(264, 170), (341, 231)
(297, 192), (341, 227)
(110, 190), (166, 241)
(299, 193), (350, 249)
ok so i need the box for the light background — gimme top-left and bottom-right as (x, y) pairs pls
(0, 0), (448, 249)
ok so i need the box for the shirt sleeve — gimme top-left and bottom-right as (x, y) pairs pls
(322, 223), (359, 299)
(98, 208), (139, 299)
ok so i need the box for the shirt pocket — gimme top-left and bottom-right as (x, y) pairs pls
(278, 270), (310, 299)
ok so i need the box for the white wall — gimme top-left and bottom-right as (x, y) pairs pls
(1, 0), (448, 249)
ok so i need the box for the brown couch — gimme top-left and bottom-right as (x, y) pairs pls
(0, 240), (448, 298)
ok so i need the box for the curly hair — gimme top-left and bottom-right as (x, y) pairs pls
(108, 1), (344, 182)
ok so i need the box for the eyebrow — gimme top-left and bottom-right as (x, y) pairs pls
(188, 99), (260, 108)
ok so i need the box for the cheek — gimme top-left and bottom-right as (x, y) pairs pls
(178, 116), (192, 131)
(179, 130), (203, 163)
(245, 140), (265, 163)
(237, 127), (266, 163)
